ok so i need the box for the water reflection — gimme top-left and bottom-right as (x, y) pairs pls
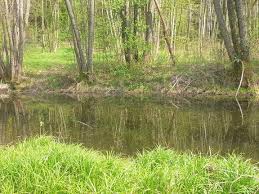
(0, 96), (258, 161)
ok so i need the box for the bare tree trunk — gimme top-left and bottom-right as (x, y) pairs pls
(41, 0), (46, 49)
(213, 0), (236, 61)
(153, 0), (161, 58)
(235, 0), (250, 62)
(186, 2), (192, 52)
(235, 0), (252, 87)
(213, 0), (253, 88)
(64, 0), (86, 74)
(24, 0), (31, 27)
(120, 1), (131, 64)
(144, 0), (154, 62)
(0, 0), (29, 82)
(227, 0), (241, 57)
(133, 3), (139, 62)
(153, 0), (176, 65)
(87, 0), (95, 73)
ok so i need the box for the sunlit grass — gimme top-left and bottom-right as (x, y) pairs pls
(23, 43), (223, 73)
(0, 136), (258, 193)
(24, 46), (75, 73)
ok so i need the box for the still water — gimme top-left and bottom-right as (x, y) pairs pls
(0, 95), (258, 161)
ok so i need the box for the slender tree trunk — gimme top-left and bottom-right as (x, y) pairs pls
(235, 0), (252, 87)
(64, 0), (86, 74)
(133, 3), (139, 62)
(153, 0), (161, 58)
(87, 0), (95, 73)
(41, 0), (46, 49)
(144, 0), (154, 62)
(153, 0), (176, 65)
(120, 1), (131, 64)
(186, 2), (192, 52)
(0, 0), (30, 82)
(235, 0), (250, 62)
(213, 0), (236, 61)
(227, 0), (241, 58)
(214, 0), (253, 88)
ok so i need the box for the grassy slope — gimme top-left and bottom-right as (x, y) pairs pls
(0, 137), (258, 193)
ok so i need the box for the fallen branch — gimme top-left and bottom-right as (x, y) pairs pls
(235, 61), (245, 98)
(235, 97), (244, 124)
(153, 0), (176, 65)
(75, 120), (94, 129)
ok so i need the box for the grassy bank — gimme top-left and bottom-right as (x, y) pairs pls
(20, 46), (259, 97)
(0, 137), (258, 193)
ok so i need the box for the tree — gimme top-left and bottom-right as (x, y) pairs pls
(144, 0), (154, 62)
(0, 0), (31, 82)
(120, 0), (131, 64)
(64, 0), (86, 75)
(87, 0), (95, 73)
(154, 0), (176, 65)
(213, 0), (252, 88)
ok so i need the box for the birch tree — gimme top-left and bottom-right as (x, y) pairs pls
(87, 0), (95, 73)
(64, 0), (86, 75)
(0, 0), (30, 82)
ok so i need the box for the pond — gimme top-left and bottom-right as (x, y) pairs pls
(0, 95), (258, 161)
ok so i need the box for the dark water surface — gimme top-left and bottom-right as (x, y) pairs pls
(0, 95), (258, 161)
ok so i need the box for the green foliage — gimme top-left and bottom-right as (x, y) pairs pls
(0, 137), (258, 193)
(112, 65), (131, 78)
(127, 82), (149, 91)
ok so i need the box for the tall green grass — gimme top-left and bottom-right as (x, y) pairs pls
(0, 137), (258, 193)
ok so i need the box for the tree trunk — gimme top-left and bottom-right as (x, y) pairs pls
(213, 0), (236, 61)
(213, 0), (253, 88)
(235, 0), (250, 62)
(120, 1), (131, 64)
(153, 0), (176, 65)
(64, 0), (86, 74)
(133, 3), (139, 62)
(227, 0), (240, 58)
(87, 0), (95, 73)
(41, 0), (46, 49)
(144, 0), (154, 62)
(0, 0), (29, 82)
(235, 0), (252, 87)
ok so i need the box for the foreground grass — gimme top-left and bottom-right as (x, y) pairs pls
(0, 137), (258, 193)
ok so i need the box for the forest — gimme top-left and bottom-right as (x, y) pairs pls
(0, 0), (258, 96)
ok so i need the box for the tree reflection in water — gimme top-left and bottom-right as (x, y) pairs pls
(0, 96), (258, 161)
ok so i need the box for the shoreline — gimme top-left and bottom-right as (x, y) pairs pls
(17, 84), (257, 100)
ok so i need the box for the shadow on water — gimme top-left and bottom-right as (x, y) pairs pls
(0, 95), (258, 161)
